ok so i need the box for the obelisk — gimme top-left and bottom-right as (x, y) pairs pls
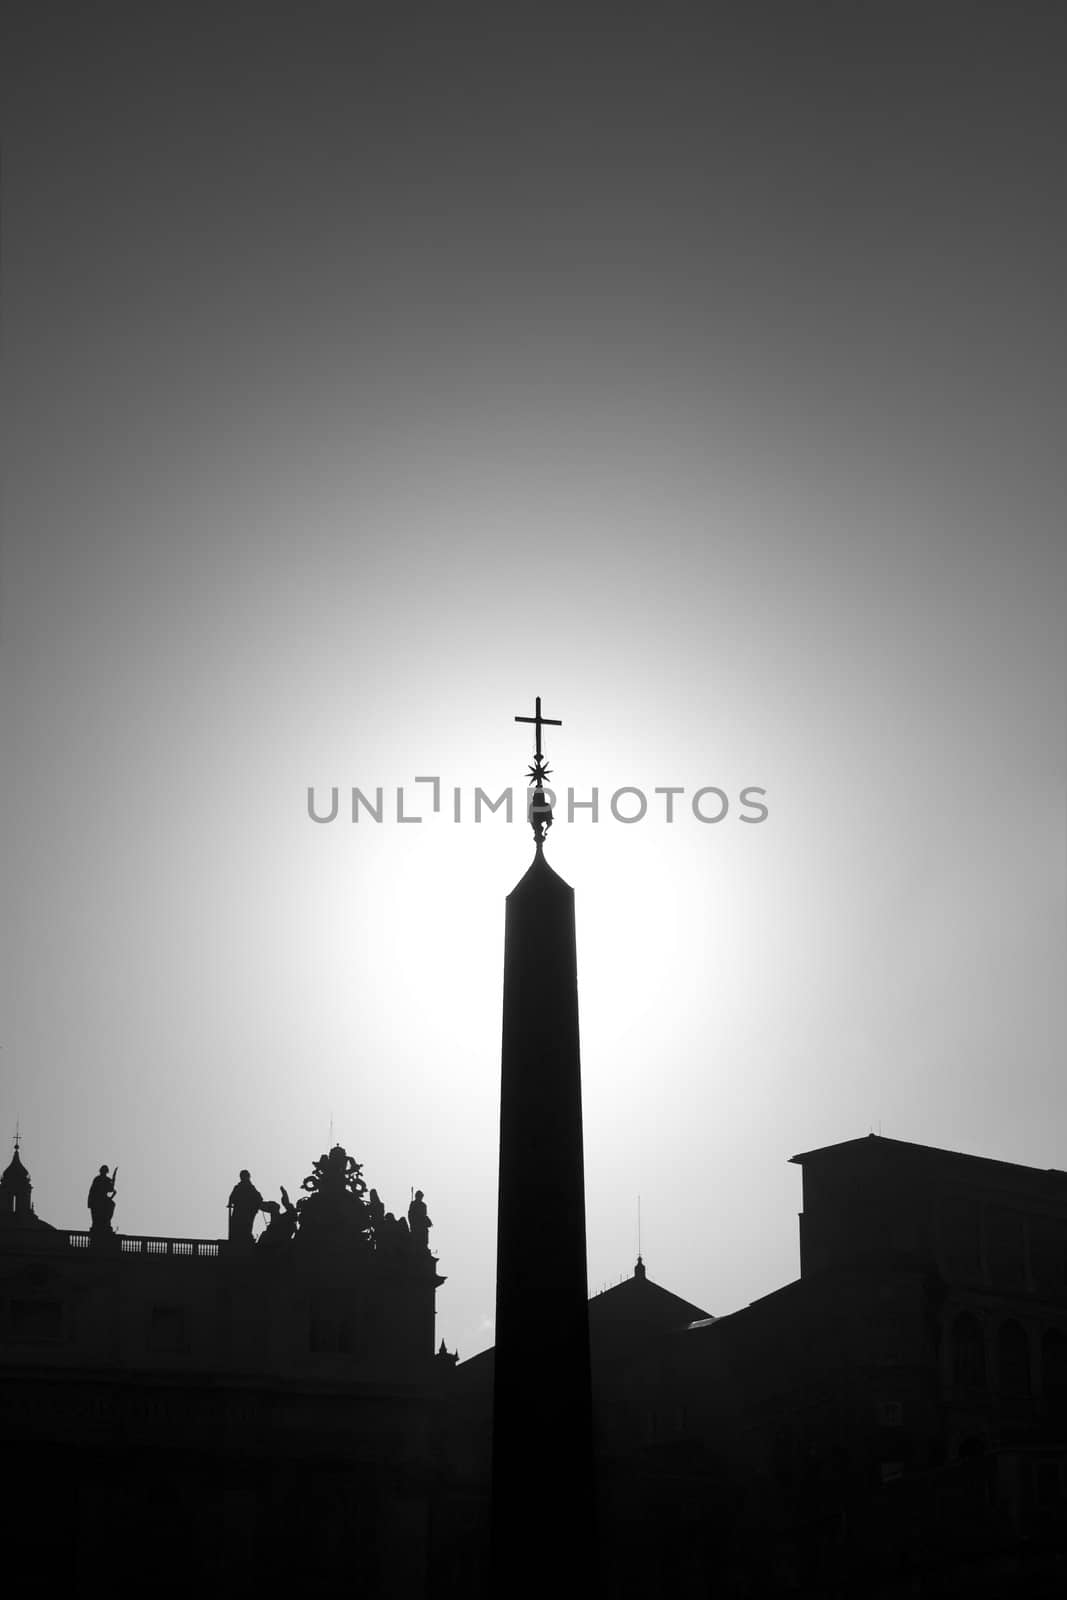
(491, 698), (596, 1592)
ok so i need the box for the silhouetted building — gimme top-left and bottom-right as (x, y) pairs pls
(582, 1134), (1067, 1596)
(0, 1140), (449, 1594)
(440, 1256), (713, 1594)
(8, 1115), (1067, 1596)
(435, 1133), (1067, 1597)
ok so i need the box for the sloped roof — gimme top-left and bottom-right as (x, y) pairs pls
(588, 1264), (711, 1331)
(454, 1264), (712, 1388)
(789, 1132), (1067, 1194)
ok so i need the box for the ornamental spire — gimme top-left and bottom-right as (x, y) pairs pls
(514, 695), (562, 848)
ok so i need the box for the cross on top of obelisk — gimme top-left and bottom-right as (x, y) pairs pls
(515, 695), (561, 763)
(514, 695), (561, 847)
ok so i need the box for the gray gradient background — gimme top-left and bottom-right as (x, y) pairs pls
(2, 5), (1064, 1358)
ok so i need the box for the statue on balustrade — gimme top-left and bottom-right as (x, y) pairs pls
(296, 1144), (373, 1249)
(377, 1210), (411, 1256)
(407, 1189), (432, 1252)
(87, 1165), (117, 1237)
(258, 1185), (299, 1248)
(227, 1169), (265, 1244)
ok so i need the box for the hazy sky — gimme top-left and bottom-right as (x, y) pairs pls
(2, 5), (1064, 1359)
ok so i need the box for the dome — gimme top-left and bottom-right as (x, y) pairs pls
(0, 1138), (37, 1224)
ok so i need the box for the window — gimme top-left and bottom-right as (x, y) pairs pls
(309, 1307), (363, 1355)
(997, 1320), (1031, 1398)
(1037, 1461), (1061, 1507)
(309, 1314), (337, 1353)
(147, 1305), (186, 1354)
(952, 1312), (986, 1389)
(986, 1209), (1026, 1291)
(10, 1299), (62, 1343)
(1027, 1219), (1063, 1294)
(1043, 1328), (1067, 1415)
(939, 1193), (982, 1280)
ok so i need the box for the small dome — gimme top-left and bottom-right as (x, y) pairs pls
(0, 1138), (35, 1222)
(1, 1143), (29, 1187)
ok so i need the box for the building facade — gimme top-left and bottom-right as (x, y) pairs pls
(593, 1135), (1067, 1596)
(0, 1139), (451, 1594)
(7, 1128), (1067, 1595)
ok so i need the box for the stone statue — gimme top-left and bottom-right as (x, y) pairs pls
(295, 1144), (372, 1248)
(87, 1165), (116, 1234)
(368, 1187), (386, 1235)
(258, 1184), (298, 1248)
(408, 1189), (432, 1252)
(378, 1211), (411, 1256)
(227, 1169), (265, 1243)
(301, 1145), (368, 1206)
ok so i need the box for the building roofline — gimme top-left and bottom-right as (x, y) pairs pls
(789, 1132), (1067, 1187)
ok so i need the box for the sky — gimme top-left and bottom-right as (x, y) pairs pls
(2, 4), (1064, 1360)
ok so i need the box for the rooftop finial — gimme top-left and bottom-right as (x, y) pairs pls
(514, 695), (562, 848)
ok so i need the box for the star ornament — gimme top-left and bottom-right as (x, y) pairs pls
(526, 759), (553, 786)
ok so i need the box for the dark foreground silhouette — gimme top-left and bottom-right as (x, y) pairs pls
(4, 1133), (1067, 1594)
